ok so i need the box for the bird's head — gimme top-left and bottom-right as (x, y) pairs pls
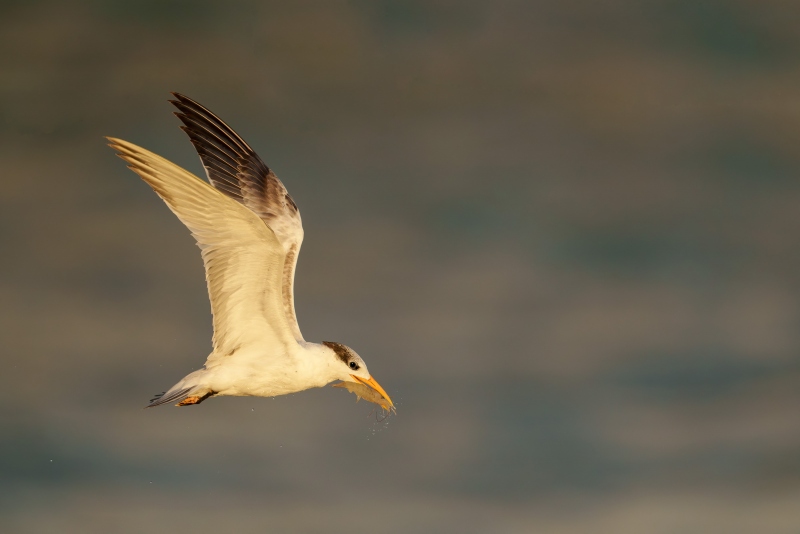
(323, 341), (394, 411)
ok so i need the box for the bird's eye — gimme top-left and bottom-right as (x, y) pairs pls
(349, 361), (359, 370)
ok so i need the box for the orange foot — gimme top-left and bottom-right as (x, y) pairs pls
(177, 396), (203, 406)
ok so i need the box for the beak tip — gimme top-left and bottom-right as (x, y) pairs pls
(352, 374), (394, 410)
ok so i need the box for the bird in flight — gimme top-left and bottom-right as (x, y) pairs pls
(107, 93), (394, 413)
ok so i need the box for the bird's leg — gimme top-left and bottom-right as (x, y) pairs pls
(176, 391), (213, 406)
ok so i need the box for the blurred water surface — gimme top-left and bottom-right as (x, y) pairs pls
(1, 1), (799, 532)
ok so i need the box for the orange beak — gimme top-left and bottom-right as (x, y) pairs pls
(352, 374), (394, 410)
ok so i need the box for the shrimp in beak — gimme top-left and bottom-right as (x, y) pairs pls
(333, 375), (395, 413)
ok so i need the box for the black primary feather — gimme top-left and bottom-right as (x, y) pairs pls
(168, 92), (299, 225)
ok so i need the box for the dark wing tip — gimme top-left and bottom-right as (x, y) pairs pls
(170, 91), (192, 102)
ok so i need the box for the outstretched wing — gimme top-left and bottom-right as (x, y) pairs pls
(169, 93), (304, 342)
(107, 138), (298, 361)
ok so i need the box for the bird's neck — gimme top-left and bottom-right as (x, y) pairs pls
(296, 342), (341, 388)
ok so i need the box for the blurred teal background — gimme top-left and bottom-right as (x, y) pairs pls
(1, 1), (800, 532)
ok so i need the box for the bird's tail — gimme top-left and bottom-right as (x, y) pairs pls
(145, 369), (212, 408)
(147, 387), (194, 408)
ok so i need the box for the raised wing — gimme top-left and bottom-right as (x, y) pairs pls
(107, 138), (298, 361)
(169, 93), (304, 341)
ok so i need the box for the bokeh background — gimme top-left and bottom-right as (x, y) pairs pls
(2, 1), (800, 532)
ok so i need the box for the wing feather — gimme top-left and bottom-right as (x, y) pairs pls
(107, 137), (297, 360)
(169, 93), (304, 341)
